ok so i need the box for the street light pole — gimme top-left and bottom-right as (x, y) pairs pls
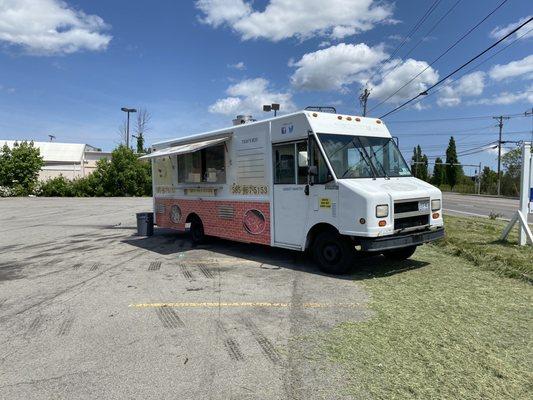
(263, 103), (280, 117)
(121, 107), (137, 149)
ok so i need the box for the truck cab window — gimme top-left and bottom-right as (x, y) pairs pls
(310, 137), (332, 184)
(273, 144), (295, 184)
(297, 142), (308, 184)
(177, 144), (226, 184)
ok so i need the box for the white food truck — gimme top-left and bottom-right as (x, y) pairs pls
(142, 110), (444, 274)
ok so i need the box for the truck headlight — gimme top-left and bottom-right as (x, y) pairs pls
(431, 199), (441, 211)
(376, 204), (389, 218)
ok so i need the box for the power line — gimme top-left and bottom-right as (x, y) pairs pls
(400, 138), (500, 152)
(457, 141), (499, 155)
(395, 123), (495, 135)
(426, 144), (498, 159)
(396, 129), (531, 137)
(370, 0), (509, 113)
(378, 0), (463, 85)
(387, 112), (526, 123)
(404, 26), (533, 110)
(379, 15), (533, 119)
(363, 0), (442, 87)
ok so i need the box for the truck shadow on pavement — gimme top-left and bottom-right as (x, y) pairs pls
(122, 228), (429, 281)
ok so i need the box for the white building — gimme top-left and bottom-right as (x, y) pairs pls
(1, 140), (111, 181)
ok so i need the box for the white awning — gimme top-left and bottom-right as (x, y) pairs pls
(139, 135), (230, 160)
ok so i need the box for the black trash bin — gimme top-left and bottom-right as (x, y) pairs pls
(136, 212), (154, 236)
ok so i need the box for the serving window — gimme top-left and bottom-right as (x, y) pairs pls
(177, 144), (226, 184)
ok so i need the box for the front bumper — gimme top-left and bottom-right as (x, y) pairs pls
(359, 227), (445, 252)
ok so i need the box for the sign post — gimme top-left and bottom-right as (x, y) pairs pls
(501, 142), (533, 246)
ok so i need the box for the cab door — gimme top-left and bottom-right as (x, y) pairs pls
(272, 141), (309, 247)
(306, 136), (338, 230)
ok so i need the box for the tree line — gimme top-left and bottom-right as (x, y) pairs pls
(0, 142), (151, 197)
(410, 136), (524, 197)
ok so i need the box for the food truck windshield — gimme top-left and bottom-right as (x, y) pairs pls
(317, 134), (412, 179)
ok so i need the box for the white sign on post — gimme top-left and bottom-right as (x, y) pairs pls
(529, 142), (533, 215)
(530, 187), (533, 214)
(501, 142), (533, 246)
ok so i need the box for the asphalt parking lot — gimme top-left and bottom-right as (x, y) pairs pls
(0, 198), (372, 400)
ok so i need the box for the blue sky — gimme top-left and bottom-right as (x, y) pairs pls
(0, 0), (531, 174)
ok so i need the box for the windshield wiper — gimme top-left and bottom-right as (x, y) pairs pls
(368, 145), (389, 179)
(356, 138), (378, 179)
(340, 139), (376, 179)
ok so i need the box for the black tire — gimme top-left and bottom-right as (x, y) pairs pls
(383, 245), (417, 261)
(189, 217), (205, 244)
(312, 231), (355, 275)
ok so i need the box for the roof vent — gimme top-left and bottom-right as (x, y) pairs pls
(232, 115), (256, 126)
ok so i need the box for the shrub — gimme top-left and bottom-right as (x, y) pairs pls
(0, 141), (44, 195)
(0, 185), (14, 197)
(34, 146), (152, 197)
(38, 176), (75, 197)
(98, 146), (152, 196)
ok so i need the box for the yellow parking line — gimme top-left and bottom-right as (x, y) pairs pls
(129, 302), (361, 309)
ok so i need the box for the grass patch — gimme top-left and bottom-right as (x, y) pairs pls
(326, 245), (532, 399)
(437, 215), (533, 282)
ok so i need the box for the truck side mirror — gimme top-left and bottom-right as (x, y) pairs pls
(308, 165), (318, 176)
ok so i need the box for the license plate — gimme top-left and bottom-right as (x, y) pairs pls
(418, 201), (430, 212)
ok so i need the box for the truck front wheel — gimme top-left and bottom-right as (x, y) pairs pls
(313, 231), (355, 275)
(383, 245), (417, 261)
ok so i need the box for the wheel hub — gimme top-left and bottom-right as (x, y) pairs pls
(323, 243), (341, 263)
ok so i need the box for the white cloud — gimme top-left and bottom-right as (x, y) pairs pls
(489, 16), (533, 41)
(209, 78), (296, 116)
(437, 71), (486, 107)
(290, 43), (388, 91)
(387, 34), (404, 41)
(489, 54), (533, 81)
(288, 43), (438, 107)
(369, 59), (439, 103)
(468, 85), (533, 106)
(0, 84), (15, 93)
(196, 0), (251, 26)
(0, 0), (111, 55)
(228, 61), (246, 70)
(196, 0), (393, 41)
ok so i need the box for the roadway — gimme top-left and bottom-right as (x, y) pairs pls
(443, 192), (533, 223)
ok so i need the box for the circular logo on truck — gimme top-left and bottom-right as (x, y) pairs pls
(170, 205), (182, 223)
(243, 209), (266, 235)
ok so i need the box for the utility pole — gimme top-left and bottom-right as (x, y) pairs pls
(493, 115), (510, 196)
(526, 107), (533, 143)
(477, 162), (482, 195)
(359, 88), (370, 117)
(414, 148), (419, 178)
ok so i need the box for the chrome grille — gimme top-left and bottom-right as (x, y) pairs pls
(394, 197), (430, 232)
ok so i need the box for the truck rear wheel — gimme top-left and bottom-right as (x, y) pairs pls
(313, 231), (355, 275)
(189, 217), (205, 244)
(383, 245), (417, 261)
